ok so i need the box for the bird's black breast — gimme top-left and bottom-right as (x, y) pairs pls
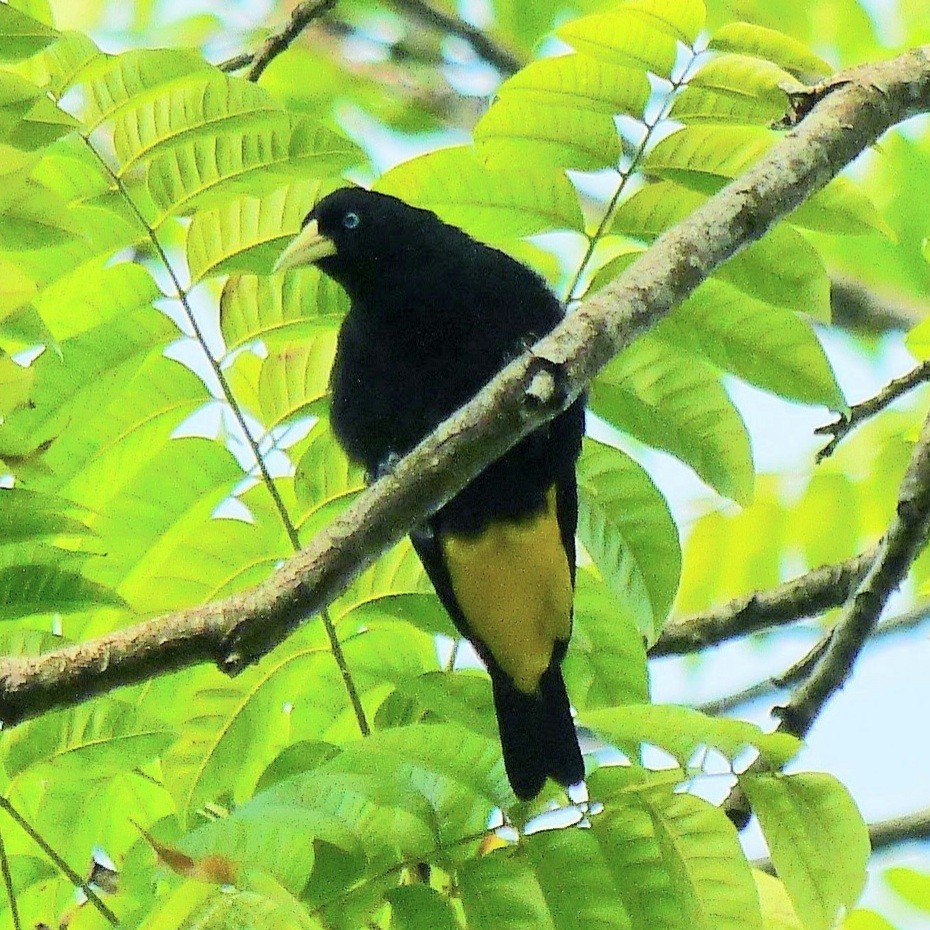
(328, 238), (583, 530)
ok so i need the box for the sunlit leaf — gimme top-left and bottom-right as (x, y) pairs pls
(741, 772), (869, 930)
(376, 145), (584, 239)
(576, 438), (681, 642)
(590, 335), (754, 504)
(0, 3), (58, 61)
(709, 21), (832, 76)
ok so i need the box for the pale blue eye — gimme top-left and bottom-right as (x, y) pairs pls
(343, 211), (361, 230)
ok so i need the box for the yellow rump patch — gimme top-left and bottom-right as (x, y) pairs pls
(439, 486), (572, 695)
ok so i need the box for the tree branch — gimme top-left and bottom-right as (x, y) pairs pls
(727, 404), (930, 826)
(650, 550), (875, 657)
(696, 601), (930, 715)
(1, 47), (929, 727)
(219, 0), (338, 81)
(386, 0), (522, 75)
(816, 361), (930, 460)
(830, 273), (927, 334)
(776, 407), (930, 738)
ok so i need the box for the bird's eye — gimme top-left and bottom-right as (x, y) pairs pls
(342, 211), (361, 230)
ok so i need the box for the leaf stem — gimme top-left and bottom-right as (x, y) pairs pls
(81, 137), (370, 738)
(0, 796), (117, 925)
(563, 47), (704, 303)
(0, 824), (20, 930)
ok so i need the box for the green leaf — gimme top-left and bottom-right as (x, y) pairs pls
(576, 438), (681, 642)
(187, 178), (320, 281)
(644, 124), (774, 186)
(790, 176), (895, 237)
(590, 334), (754, 504)
(293, 421), (365, 513)
(557, 10), (679, 76)
(112, 71), (285, 174)
(885, 868), (930, 914)
(586, 704), (800, 768)
(741, 772), (869, 930)
(497, 53), (650, 119)
(162, 635), (329, 817)
(186, 723), (508, 899)
(0, 354), (32, 416)
(0, 3), (58, 61)
(755, 872), (804, 930)
(375, 145), (584, 239)
(585, 767), (763, 930)
(80, 47), (214, 129)
(4, 699), (174, 779)
(719, 224), (831, 320)
(33, 259), (160, 340)
(841, 911), (896, 930)
(0, 256), (37, 318)
(0, 303), (175, 460)
(670, 54), (797, 125)
(656, 279), (845, 409)
(220, 269), (348, 353)
(148, 115), (362, 223)
(0, 564), (123, 620)
(226, 328), (337, 429)
(565, 569), (649, 711)
(709, 22), (833, 77)
(388, 885), (459, 930)
(460, 834), (633, 930)
(674, 480), (788, 615)
(0, 487), (93, 545)
(623, 0), (706, 43)
(40, 30), (101, 97)
(0, 177), (82, 251)
(475, 99), (623, 172)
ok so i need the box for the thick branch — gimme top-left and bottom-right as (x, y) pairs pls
(816, 361), (930, 460)
(651, 550), (875, 656)
(2, 47), (929, 726)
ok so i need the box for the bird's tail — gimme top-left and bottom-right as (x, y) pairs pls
(490, 657), (584, 801)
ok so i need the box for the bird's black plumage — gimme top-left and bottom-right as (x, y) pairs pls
(279, 187), (585, 799)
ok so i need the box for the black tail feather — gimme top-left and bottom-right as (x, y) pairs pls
(491, 660), (584, 801)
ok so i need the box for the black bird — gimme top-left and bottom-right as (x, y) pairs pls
(275, 187), (585, 800)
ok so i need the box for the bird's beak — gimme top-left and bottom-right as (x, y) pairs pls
(273, 220), (337, 272)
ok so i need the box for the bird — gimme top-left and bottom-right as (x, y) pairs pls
(274, 186), (585, 800)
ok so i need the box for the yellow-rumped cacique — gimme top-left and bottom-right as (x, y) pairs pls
(275, 187), (585, 800)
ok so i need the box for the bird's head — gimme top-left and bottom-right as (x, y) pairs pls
(273, 187), (448, 299)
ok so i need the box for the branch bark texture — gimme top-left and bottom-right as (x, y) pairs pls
(2, 48), (930, 726)
(777, 407), (930, 738)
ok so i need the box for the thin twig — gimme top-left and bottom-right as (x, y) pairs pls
(0, 797), (117, 925)
(0, 825), (20, 930)
(816, 360), (930, 461)
(388, 0), (521, 75)
(695, 601), (930, 716)
(219, 0), (338, 81)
